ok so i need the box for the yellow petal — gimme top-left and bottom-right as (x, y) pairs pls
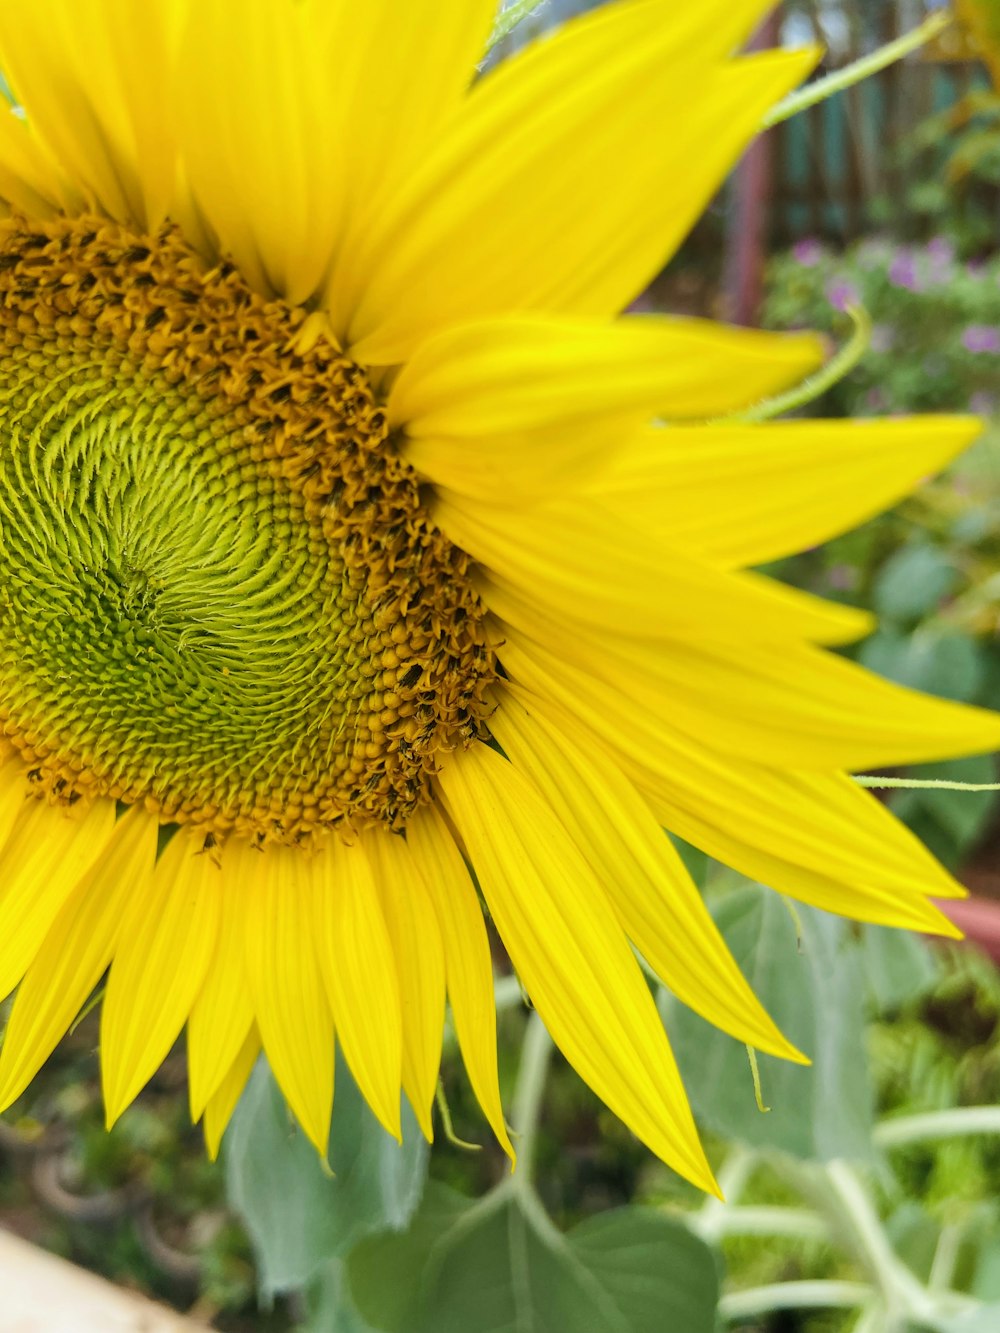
(347, 8), (817, 363)
(313, 836), (403, 1141)
(498, 633), (963, 933)
(0, 796), (116, 1003)
(0, 0), (183, 227)
(101, 827), (221, 1124)
(231, 839), (335, 1155)
(322, 0), (499, 326)
(204, 1025), (261, 1162)
(364, 830), (446, 1141)
(187, 872), (255, 1120)
(490, 685), (803, 1062)
(0, 760), (31, 853)
(406, 804), (514, 1158)
(593, 417), (984, 569)
(438, 742), (717, 1193)
(0, 809), (156, 1112)
(0, 104), (81, 218)
(485, 581), (1000, 770)
(390, 316), (822, 503)
(441, 492), (874, 646)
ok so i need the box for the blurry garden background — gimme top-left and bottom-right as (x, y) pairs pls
(2, 2), (1000, 1330)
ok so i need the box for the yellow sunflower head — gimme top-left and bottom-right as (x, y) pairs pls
(0, 0), (997, 1196)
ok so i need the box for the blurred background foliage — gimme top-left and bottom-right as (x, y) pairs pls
(3, 2), (1000, 1331)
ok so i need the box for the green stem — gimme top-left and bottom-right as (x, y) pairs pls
(876, 1106), (1000, 1150)
(719, 1279), (873, 1320)
(854, 776), (1000, 792)
(762, 11), (952, 129)
(509, 1011), (553, 1186)
(486, 0), (545, 54)
(699, 1205), (829, 1243)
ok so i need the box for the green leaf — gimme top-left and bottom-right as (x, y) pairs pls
(348, 1183), (719, 1333)
(225, 1057), (429, 1298)
(862, 925), (939, 1013)
(666, 886), (873, 1161)
(858, 630), (986, 704)
(890, 756), (1000, 857)
(872, 546), (959, 624)
(305, 1260), (381, 1333)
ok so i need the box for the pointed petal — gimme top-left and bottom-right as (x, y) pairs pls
(0, 809), (156, 1111)
(0, 796), (116, 1003)
(484, 581), (1000, 770)
(101, 828), (221, 1124)
(0, 0), (183, 226)
(593, 417), (984, 569)
(498, 633), (964, 934)
(391, 316), (822, 503)
(187, 872), (255, 1120)
(490, 685), (803, 1061)
(438, 742), (717, 1193)
(231, 839), (334, 1155)
(441, 491), (875, 645)
(313, 836), (403, 1140)
(347, 7), (817, 363)
(204, 1026), (261, 1161)
(363, 830), (446, 1141)
(406, 804), (513, 1157)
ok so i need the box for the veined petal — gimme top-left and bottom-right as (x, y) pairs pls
(391, 313), (822, 436)
(0, 809), (156, 1112)
(347, 5), (817, 363)
(0, 796), (116, 1003)
(101, 827), (221, 1124)
(498, 633), (964, 933)
(438, 742), (717, 1194)
(592, 417), (984, 569)
(391, 316), (823, 503)
(204, 1026), (261, 1162)
(0, 0), (183, 227)
(174, 0), (348, 303)
(442, 492), (875, 645)
(322, 0), (499, 325)
(231, 839), (334, 1155)
(490, 684), (803, 1061)
(364, 830), (446, 1141)
(407, 803), (513, 1158)
(484, 581), (1000, 770)
(188, 872), (255, 1120)
(313, 836), (403, 1141)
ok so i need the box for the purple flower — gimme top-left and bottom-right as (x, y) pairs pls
(792, 237), (823, 267)
(969, 391), (998, 415)
(865, 388), (888, 412)
(826, 278), (859, 312)
(888, 250), (921, 291)
(961, 325), (1000, 354)
(869, 324), (895, 354)
(926, 236), (955, 265)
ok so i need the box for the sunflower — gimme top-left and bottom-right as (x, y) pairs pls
(0, 0), (995, 1196)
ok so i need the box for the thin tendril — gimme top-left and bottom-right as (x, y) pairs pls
(762, 11), (953, 130)
(713, 305), (871, 424)
(486, 0), (545, 55)
(746, 1046), (771, 1114)
(853, 776), (1000, 792)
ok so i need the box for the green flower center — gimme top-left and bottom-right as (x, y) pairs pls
(0, 218), (494, 845)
